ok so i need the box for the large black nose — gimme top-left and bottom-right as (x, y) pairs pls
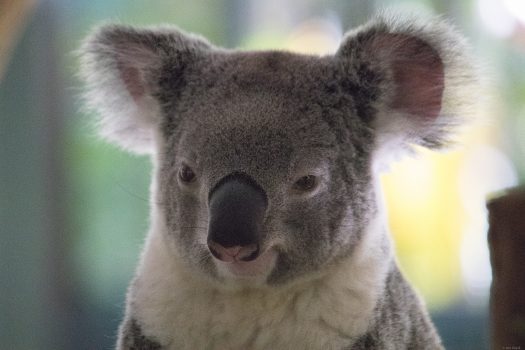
(207, 172), (267, 262)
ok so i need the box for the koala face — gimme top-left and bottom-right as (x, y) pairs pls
(156, 52), (376, 285)
(79, 17), (474, 287)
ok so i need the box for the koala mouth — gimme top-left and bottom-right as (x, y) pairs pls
(213, 247), (278, 278)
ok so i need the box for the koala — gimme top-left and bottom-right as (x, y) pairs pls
(79, 12), (475, 350)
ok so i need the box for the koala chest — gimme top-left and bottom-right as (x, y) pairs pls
(133, 275), (377, 350)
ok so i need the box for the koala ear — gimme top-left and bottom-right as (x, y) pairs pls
(336, 14), (476, 163)
(78, 24), (211, 154)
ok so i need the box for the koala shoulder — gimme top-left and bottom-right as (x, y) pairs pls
(117, 317), (163, 350)
(351, 266), (443, 349)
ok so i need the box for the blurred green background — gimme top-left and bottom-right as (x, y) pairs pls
(1, 0), (524, 349)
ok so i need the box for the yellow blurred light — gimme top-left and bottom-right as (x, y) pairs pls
(458, 144), (518, 302)
(381, 148), (465, 310)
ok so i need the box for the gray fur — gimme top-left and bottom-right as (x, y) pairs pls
(117, 318), (161, 350)
(79, 12), (475, 349)
(351, 264), (442, 349)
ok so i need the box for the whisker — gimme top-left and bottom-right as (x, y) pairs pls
(115, 181), (149, 203)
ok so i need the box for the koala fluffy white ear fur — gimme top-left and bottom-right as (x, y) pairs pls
(79, 24), (211, 154)
(336, 14), (476, 165)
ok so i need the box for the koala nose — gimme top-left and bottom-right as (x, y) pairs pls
(207, 172), (267, 262)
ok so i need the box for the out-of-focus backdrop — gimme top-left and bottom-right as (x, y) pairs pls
(1, 0), (524, 349)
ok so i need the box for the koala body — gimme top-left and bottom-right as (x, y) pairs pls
(80, 13), (474, 350)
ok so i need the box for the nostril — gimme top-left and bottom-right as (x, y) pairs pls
(237, 244), (259, 262)
(208, 241), (234, 262)
(222, 246), (242, 257)
(208, 241), (260, 262)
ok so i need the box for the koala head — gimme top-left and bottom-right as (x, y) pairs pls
(79, 15), (474, 288)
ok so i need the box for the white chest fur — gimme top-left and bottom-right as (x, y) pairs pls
(130, 217), (391, 350)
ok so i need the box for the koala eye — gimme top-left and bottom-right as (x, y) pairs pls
(292, 175), (318, 192)
(179, 164), (196, 183)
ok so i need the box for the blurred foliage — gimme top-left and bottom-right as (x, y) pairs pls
(67, 128), (150, 303)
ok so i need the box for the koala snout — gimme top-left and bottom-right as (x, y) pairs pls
(207, 173), (267, 262)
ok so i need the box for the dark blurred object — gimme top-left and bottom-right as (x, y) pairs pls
(488, 187), (525, 349)
(0, 0), (36, 80)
